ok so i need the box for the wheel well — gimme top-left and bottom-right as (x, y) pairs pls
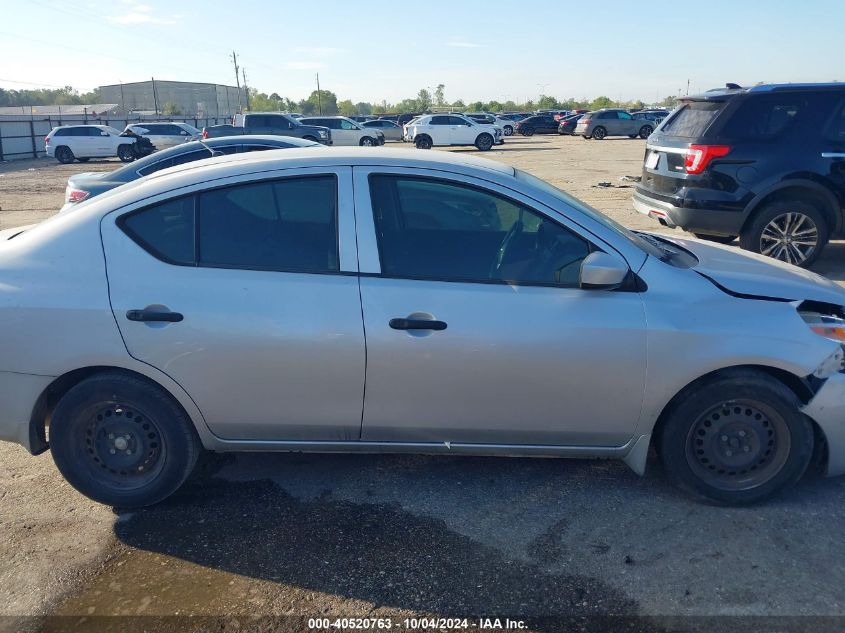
(742, 185), (840, 235)
(650, 365), (816, 451)
(28, 366), (188, 454)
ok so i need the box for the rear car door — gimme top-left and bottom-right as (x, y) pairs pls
(101, 167), (366, 441)
(428, 116), (452, 145)
(821, 96), (845, 198)
(352, 167), (647, 446)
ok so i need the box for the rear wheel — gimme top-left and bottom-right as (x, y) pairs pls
(522, 127), (535, 137)
(475, 133), (494, 151)
(592, 126), (607, 140)
(55, 146), (74, 164)
(739, 199), (828, 267)
(414, 135), (433, 150)
(49, 372), (201, 507)
(359, 136), (376, 147)
(692, 233), (736, 244)
(117, 144), (135, 162)
(638, 125), (654, 139)
(659, 370), (813, 505)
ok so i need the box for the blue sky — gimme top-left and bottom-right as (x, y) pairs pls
(1, 0), (843, 104)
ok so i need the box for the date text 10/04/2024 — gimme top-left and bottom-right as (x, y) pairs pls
(308, 617), (528, 630)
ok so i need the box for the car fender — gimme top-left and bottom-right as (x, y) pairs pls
(743, 177), (843, 233)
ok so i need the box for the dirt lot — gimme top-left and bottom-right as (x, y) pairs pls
(2, 135), (845, 632)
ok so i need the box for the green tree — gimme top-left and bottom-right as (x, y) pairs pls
(306, 89), (338, 115)
(537, 95), (558, 110)
(355, 102), (373, 115)
(338, 99), (357, 116)
(416, 88), (432, 111)
(589, 95), (615, 110)
(468, 101), (484, 112)
(434, 84), (446, 107)
(452, 98), (466, 109)
(486, 100), (503, 112)
(660, 95), (677, 108)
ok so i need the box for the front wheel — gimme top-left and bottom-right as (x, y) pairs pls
(638, 125), (654, 139)
(475, 133), (494, 151)
(49, 372), (201, 507)
(739, 199), (828, 268)
(359, 136), (376, 147)
(659, 370), (813, 505)
(117, 144), (135, 162)
(591, 126), (607, 140)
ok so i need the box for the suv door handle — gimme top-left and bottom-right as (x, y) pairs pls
(821, 153), (845, 158)
(389, 318), (447, 331)
(126, 309), (183, 323)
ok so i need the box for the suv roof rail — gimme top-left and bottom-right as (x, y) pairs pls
(748, 82), (845, 92)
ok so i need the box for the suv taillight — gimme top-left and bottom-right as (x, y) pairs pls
(685, 144), (731, 175)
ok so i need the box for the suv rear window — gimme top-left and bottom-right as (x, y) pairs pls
(721, 96), (805, 140)
(660, 101), (724, 137)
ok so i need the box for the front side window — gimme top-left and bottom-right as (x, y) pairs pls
(825, 99), (845, 142)
(618, 111), (632, 120)
(120, 176), (338, 273)
(340, 120), (356, 130)
(369, 175), (591, 286)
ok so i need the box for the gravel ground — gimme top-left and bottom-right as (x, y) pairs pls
(2, 134), (845, 632)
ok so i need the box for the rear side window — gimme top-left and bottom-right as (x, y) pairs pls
(198, 176), (338, 272)
(720, 96), (805, 139)
(430, 116), (450, 125)
(53, 128), (69, 137)
(122, 196), (195, 264)
(824, 100), (845, 142)
(660, 101), (724, 137)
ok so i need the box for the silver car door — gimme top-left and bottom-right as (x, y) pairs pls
(101, 166), (366, 441)
(353, 166), (647, 447)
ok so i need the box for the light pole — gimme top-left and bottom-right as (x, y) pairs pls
(537, 83), (549, 102)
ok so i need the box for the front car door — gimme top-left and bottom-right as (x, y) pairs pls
(616, 110), (636, 135)
(101, 167), (366, 441)
(821, 95), (845, 197)
(352, 167), (647, 447)
(448, 116), (475, 144)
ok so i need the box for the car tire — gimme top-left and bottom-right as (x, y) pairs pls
(504, 125), (513, 136)
(592, 126), (607, 140)
(739, 199), (829, 268)
(639, 125), (654, 139)
(55, 146), (75, 164)
(359, 136), (376, 147)
(692, 233), (736, 244)
(475, 133), (494, 151)
(522, 128), (535, 137)
(117, 144), (135, 162)
(659, 369), (813, 505)
(49, 372), (201, 508)
(414, 136), (433, 150)
(77, 157), (91, 162)
(628, 134), (638, 139)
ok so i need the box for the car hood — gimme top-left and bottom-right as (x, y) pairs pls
(658, 234), (845, 305)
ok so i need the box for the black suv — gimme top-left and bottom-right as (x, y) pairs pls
(634, 83), (845, 267)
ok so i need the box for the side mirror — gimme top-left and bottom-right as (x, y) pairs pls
(579, 252), (629, 290)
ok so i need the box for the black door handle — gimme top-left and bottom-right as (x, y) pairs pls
(126, 309), (183, 323)
(389, 318), (447, 331)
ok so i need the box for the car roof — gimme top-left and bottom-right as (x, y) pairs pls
(686, 82), (845, 102)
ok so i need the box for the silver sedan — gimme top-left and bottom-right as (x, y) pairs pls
(1, 147), (844, 507)
(360, 118), (404, 141)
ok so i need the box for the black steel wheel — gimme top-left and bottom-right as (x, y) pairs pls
(659, 369), (813, 505)
(50, 372), (201, 507)
(55, 146), (75, 164)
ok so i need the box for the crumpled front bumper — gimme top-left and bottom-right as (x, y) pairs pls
(802, 372), (845, 477)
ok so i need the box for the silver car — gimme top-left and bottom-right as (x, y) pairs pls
(1, 148), (844, 507)
(575, 109), (655, 140)
(360, 119), (404, 142)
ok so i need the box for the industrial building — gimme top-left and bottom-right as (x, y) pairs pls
(98, 79), (247, 117)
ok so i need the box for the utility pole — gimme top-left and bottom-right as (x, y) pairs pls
(686, 79), (690, 96)
(151, 76), (159, 115)
(537, 83), (549, 101)
(316, 72), (322, 115)
(231, 51), (242, 113)
(242, 68), (250, 110)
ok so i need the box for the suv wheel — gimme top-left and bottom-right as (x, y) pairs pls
(740, 199), (828, 268)
(521, 127), (535, 137)
(49, 372), (201, 507)
(475, 133), (494, 151)
(638, 125), (654, 139)
(504, 125), (513, 136)
(117, 144), (135, 162)
(359, 136), (376, 147)
(55, 146), (75, 164)
(414, 136), (433, 150)
(592, 126), (607, 140)
(659, 369), (813, 505)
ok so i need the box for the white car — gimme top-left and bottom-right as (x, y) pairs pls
(3, 148), (845, 509)
(405, 114), (503, 151)
(298, 116), (384, 146)
(125, 122), (201, 150)
(45, 125), (137, 164)
(464, 112), (517, 136)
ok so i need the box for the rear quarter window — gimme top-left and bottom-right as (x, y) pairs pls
(720, 95), (806, 140)
(660, 101), (725, 138)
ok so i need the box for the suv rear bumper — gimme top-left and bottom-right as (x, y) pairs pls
(633, 191), (745, 237)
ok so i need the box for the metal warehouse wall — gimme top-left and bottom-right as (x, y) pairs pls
(98, 81), (246, 118)
(0, 114), (231, 161)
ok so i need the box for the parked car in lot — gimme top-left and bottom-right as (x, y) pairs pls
(634, 110), (670, 125)
(516, 114), (560, 136)
(360, 119), (404, 141)
(463, 112), (516, 136)
(576, 109), (655, 140)
(202, 112), (332, 144)
(299, 116), (384, 146)
(405, 114), (503, 150)
(59, 136), (322, 211)
(558, 114), (584, 135)
(634, 83), (845, 267)
(2, 147), (845, 508)
(46, 125), (142, 163)
(125, 122), (201, 149)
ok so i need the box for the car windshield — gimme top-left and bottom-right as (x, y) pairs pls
(104, 126), (122, 135)
(181, 124), (201, 135)
(515, 169), (670, 261)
